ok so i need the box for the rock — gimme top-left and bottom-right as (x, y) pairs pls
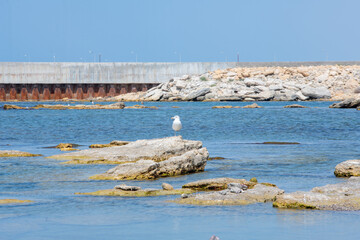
(125, 104), (158, 109)
(0, 199), (33, 204)
(76, 188), (195, 197)
(49, 136), (204, 165)
(146, 89), (164, 101)
(334, 159), (360, 177)
(301, 86), (331, 99)
(273, 90), (298, 101)
(90, 147), (208, 180)
(90, 141), (129, 148)
(56, 143), (74, 149)
(212, 105), (239, 109)
(273, 177), (360, 210)
(114, 184), (141, 191)
(3, 104), (27, 110)
(250, 177), (258, 183)
(269, 84), (283, 91)
(182, 178), (256, 191)
(162, 183), (174, 190)
(242, 103), (262, 108)
(173, 184), (284, 205)
(329, 98), (360, 108)
(0, 150), (42, 157)
(354, 87), (360, 93)
(244, 79), (265, 87)
(208, 157), (225, 160)
(261, 142), (300, 145)
(284, 104), (308, 108)
(183, 88), (211, 101)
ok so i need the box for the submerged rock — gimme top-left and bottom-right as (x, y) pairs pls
(284, 104), (308, 108)
(76, 188), (195, 197)
(334, 159), (360, 177)
(273, 177), (360, 210)
(242, 103), (263, 108)
(124, 104), (158, 109)
(173, 183), (284, 205)
(0, 199), (33, 204)
(329, 98), (360, 108)
(0, 150), (42, 157)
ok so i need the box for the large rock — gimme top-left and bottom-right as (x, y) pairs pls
(329, 98), (360, 108)
(183, 88), (211, 101)
(301, 86), (331, 99)
(90, 147), (208, 180)
(173, 183), (284, 205)
(244, 79), (265, 87)
(273, 177), (360, 210)
(334, 159), (360, 177)
(48, 136), (203, 164)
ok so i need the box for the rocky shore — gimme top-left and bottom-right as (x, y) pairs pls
(0, 150), (42, 157)
(112, 65), (360, 102)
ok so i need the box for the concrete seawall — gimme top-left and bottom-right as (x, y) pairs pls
(1, 61), (360, 101)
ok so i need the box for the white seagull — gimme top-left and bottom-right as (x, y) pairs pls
(171, 115), (182, 136)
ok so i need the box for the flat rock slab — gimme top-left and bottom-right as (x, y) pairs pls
(76, 188), (195, 197)
(173, 184), (284, 205)
(0, 199), (33, 204)
(273, 177), (360, 210)
(182, 177), (256, 191)
(334, 159), (360, 177)
(0, 150), (42, 157)
(48, 136), (203, 164)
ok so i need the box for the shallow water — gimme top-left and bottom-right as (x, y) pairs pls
(0, 101), (359, 240)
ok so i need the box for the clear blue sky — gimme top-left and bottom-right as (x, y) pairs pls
(0, 0), (359, 62)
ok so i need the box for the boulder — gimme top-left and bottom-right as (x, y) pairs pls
(334, 159), (360, 177)
(48, 136), (204, 165)
(244, 79), (265, 87)
(301, 86), (331, 99)
(273, 177), (360, 210)
(90, 147), (208, 180)
(183, 88), (211, 101)
(173, 183), (284, 205)
(114, 184), (141, 191)
(329, 98), (360, 108)
(162, 183), (174, 190)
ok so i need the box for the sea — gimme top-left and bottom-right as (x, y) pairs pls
(0, 101), (359, 240)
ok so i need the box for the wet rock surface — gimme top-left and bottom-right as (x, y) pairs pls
(273, 177), (360, 210)
(0, 150), (42, 157)
(334, 159), (360, 177)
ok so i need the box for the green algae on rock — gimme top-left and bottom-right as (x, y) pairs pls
(273, 177), (360, 210)
(0, 199), (33, 204)
(0, 150), (42, 157)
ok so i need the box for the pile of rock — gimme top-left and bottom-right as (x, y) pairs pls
(114, 65), (360, 102)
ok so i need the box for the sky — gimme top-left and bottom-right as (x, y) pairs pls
(0, 0), (359, 62)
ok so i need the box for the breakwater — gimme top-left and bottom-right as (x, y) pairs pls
(1, 61), (359, 101)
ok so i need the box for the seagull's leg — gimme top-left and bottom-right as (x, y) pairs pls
(174, 131), (177, 136)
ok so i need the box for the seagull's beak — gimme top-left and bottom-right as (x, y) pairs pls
(171, 117), (174, 119)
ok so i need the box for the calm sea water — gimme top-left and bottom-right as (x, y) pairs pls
(0, 101), (359, 240)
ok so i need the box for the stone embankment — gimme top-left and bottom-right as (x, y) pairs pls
(49, 136), (209, 179)
(273, 177), (360, 210)
(114, 65), (360, 102)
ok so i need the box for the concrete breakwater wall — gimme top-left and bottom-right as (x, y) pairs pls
(1, 61), (359, 101)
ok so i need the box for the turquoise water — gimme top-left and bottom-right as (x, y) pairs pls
(0, 101), (359, 240)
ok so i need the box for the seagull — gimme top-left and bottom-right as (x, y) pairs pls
(171, 115), (182, 136)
